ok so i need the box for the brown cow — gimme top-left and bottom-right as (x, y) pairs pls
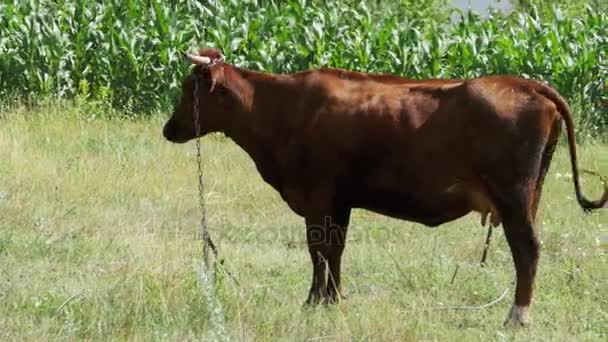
(163, 48), (607, 326)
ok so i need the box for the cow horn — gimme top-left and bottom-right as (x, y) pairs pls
(185, 53), (211, 65)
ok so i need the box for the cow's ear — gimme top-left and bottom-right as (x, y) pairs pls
(208, 65), (225, 93)
(209, 65), (252, 110)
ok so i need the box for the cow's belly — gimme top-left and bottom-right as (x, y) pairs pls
(350, 188), (472, 227)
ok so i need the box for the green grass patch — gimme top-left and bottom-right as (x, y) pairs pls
(0, 107), (606, 340)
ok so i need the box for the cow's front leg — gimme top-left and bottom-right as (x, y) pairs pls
(325, 207), (351, 303)
(304, 206), (351, 306)
(305, 215), (329, 305)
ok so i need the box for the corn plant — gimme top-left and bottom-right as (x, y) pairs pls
(0, 0), (605, 134)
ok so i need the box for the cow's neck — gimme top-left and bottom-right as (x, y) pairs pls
(221, 68), (299, 184)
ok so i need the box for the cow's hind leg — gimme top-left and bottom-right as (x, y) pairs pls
(501, 196), (539, 326)
(487, 174), (541, 326)
(485, 136), (545, 325)
(500, 120), (559, 324)
(530, 119), (561, 221)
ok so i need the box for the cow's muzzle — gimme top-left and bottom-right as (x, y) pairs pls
(162, 121), (189, 143)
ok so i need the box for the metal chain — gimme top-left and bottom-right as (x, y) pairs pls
(192, 77), (218, 276)
(191, 76), (234, 342)
(191, 74), (239, 288)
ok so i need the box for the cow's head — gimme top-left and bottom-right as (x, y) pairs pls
(163, 48), (251, 143)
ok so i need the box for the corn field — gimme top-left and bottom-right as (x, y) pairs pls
(0, 0), (606, 134)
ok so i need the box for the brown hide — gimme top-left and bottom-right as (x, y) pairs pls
(163, 48), (607, 324)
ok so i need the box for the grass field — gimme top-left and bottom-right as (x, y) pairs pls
(0, 106), (606, 341)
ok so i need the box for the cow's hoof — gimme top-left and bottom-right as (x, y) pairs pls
(325, 292), (347, 305)
(503, 305), (530, 327)
(302, 301), (316, 310)
(303, 292), (326, 308)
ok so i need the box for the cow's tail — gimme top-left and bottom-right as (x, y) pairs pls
(533, 81), (608, 211)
